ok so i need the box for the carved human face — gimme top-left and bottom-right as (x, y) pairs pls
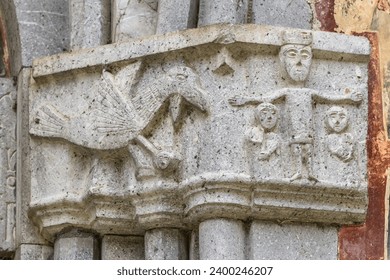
(280, 44), (312, 82)
(255, 104), (278, 131)
(326, 107), (349, 133)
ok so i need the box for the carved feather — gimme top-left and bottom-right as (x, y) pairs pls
(92, 70), (143, 136)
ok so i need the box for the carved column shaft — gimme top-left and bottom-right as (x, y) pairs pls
(156, 0), (199, 34)
(69, 0), (111, 49)
(198, 0), (249, 26)
(199, 219), (246, 260)
(144, 228), (188, 260)
(54, 230), (100, 260)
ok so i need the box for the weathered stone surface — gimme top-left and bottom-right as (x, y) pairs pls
(14, 0), (69, 66)
(251, 0), (312, 29)
(199, 219), (245, 259)
(198, 0), (248, 26)
(0, 0), (22, 76)
(54, 231), (99, 260)
(69, 0), (110, 49)
(112, 0), (158, 42)
(144, 228), (188, 260)
(15, 244), (53, 260)
(156, 0), (198, 34)
(0, 78), (16, 254)
(27, 25), (370, 259)
(189, 229), (199, 260)
(101, 235), (144, 260)
(248, 221), (338, 260)
(32, 25), (370, 78)
(16, 68), (47, 247)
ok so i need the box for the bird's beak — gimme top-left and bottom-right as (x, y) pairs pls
(183, 86), (209, 113)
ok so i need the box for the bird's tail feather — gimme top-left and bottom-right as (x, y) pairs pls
(30, 104), (68, 139)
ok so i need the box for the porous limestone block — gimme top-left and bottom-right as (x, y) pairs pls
(54, 231), (100, 260)
(248, 221), (338, 260)
(15, 244), (53, 260)
(156, 0), (198, 34)
(101, 235), (144, 260)
(251, 0), (312, 29)
(0, 78), (16, 254)
(112, 0), (158, 42)
(14, 0), (69, 66)
(199, 219), (245, 260)
(144, 228), (188, 260)
(189, 230), (199, 260)
(69, 0), (110, 49)
(198, 0), (248, 26)
(28, 25), (370, 245)
(16, 69), (47, 247)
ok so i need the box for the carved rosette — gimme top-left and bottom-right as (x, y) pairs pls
(28, 25), (369, 241)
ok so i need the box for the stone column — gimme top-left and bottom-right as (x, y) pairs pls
(69, 0), (111, 49)
(199, 219), (245, 260)
(101, 235), (144, 260)
(156, 0), (199, 34)
(198, 0), (248, 27)
(54, 230), (100, 260)
(144, 228), (188, 260)
(251, 0), (312, 29)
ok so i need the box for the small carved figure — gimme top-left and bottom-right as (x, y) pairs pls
(247, 103), (282, 179)
(325, 106), (354, 162)
(247, 103), (280, 160)
(229, 30), (362, 182)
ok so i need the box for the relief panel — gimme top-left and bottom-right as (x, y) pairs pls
(28, 25), (370, 239)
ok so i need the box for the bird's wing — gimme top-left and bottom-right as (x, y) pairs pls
(92, 70), (142, 137)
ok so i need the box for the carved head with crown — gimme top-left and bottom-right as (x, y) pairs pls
(279, 30), (313, 83)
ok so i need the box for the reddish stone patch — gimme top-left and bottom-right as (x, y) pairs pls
(378, 0), (390, 12)
(314, 0), (338, 32)
(0, 9), (11, 77)
(338, 32), (387, 260)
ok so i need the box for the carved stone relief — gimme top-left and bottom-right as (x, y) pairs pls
(229, 30), (363, 185)
(112, 0), (158, 42)
(0, 78), (16, 253)
(28, 25), (369, 240)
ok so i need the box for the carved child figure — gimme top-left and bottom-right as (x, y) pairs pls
(229, 30), (362, 182)
(325, 106), (354, 162)
(246, 103), (282, 179)
(247, 103), (281, 159)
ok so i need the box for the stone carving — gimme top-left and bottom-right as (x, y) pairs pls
(28, 25), (369, 242)
(325, 106), (354, 162)
(30, 64), (208, 178)
(246, 103), (281, 179)
(229, 30), (362, 182)
(0, 80), (16, 252)
(324, 106), (360, 185)
(112, 0), (158, 42)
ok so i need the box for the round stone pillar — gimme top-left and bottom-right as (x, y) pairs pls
(199, 218), (245, 259)
(54, 229), (100, 260)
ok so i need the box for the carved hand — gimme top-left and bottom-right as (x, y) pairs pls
(154, 151), (180, 171)
(349, 91), (363, 103)
(228, 96), (248, 106)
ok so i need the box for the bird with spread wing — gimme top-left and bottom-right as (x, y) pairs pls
(30, 62), (208, 174)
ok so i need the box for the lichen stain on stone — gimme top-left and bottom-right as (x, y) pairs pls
(339, 33), (387, 260)
(378, 0), (390, 13)
(314, 0), (338, 31)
